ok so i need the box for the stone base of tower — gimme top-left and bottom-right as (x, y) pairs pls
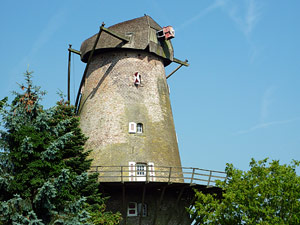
(99, 182), (222, 225)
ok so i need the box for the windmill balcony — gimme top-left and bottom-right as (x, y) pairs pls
(89, 165), (226, 187)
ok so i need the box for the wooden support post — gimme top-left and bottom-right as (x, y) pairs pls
(176, 186), (186, 205)
(75, 23), (104, 112)
(207, 171), (212, 187)
(139, 184), (146, 225)
(146, 164), (149, 183)
(175, 186), (188, 225)
(152, 185), (167, 225)
(67, 44), (71, 104)
(168, 167), (172, 184)
(190, 168), (195, 185)
(121, 166), (124, 183)
(122, 184), (127, 225)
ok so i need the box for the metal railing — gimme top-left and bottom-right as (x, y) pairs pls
(89, 165), (227, 187)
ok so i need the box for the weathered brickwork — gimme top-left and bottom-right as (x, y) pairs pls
(78, 50), (182, 172)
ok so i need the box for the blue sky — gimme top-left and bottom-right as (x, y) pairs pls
(1, 0), (300, 172)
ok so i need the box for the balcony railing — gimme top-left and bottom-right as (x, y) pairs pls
(89, 165), (227, 187)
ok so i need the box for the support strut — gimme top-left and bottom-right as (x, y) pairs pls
(75, 23), (104, 112)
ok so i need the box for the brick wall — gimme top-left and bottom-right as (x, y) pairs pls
(79, 49), (182, 175)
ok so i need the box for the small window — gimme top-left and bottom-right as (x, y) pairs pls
(134, 72), (141, 86)
(137, 123), (143, 133)
(127, 202), (137, 216)
(136, 163), (146, 176)
(129, 122), (136, 133)
(138, 203), (147, 217)
(127, 202), (147, 217)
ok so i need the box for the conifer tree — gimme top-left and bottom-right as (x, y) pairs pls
(0, 70), (122, 224)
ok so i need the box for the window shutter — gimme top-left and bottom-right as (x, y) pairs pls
(148, 162), (155, 181)
(129, 122), (137, 133)
(129, 162), (136, 181)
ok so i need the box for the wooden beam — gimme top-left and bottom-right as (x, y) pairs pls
(166, 185), (188, 224)
(173, 58), (189, 66)
(176, 186), (186, 205)
(68, 47), (81, 55)
(75, 23), (104, 112)
(139, 184), (147, 225)
(175, 186), (187, 225)
(166, 60), (187, 79)
(67, 44), (72, 104)
(152, 185), (167, 225)
(122, 184), (127, 225)
(101, 26), (130, 42)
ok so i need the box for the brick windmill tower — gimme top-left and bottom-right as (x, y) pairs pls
(68, 15), (225, 225)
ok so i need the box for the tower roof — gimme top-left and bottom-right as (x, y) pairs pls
(80, 15), (174, 66)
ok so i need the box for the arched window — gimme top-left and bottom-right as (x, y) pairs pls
(137, 123), (143, 133)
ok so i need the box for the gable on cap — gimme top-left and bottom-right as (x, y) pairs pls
(80, 15), (174, 66)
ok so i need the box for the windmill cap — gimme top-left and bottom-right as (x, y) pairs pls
(80, 15), (174, 66)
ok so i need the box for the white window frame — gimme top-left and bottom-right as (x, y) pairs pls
(127, 202), (137, 216)
(129, 162), (155, 182)
(138, 203), (147, 217)
(136, 163), (147, 181)
(129, 162), (136, 181)
(148, 162), (155, 181)
(129, 122), (137, 133)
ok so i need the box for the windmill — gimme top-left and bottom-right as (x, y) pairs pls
(67, 15), (225, 225)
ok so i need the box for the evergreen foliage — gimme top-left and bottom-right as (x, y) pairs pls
(189, 158), (300, 225)
(0, 70), (122, 224)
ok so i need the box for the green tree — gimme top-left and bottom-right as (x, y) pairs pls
(190, 158), (300, 225)
(0, 70), (121, 224)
